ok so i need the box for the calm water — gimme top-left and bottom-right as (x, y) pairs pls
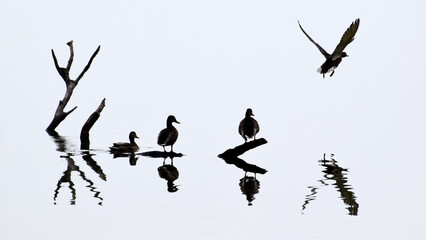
(2, 1), (426, 239)
(2, 100), (426, 239)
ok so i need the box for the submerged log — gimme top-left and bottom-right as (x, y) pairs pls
(218, 138), (267, 159)
(140, 151), (184, 159)
(46, 41), (101, 135)
(80, 98), (106, 150)
(218, 138), (268, 175)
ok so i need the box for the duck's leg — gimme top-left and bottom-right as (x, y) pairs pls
(171, 145), (174, 153)
(330, 70), (335, 77)
(162, 146), (166, 152)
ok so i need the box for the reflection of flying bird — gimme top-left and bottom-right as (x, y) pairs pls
(109, 131), (139, 152)
(298, 18), (360, 78)
(239, 108), (260, 142)
(157, 115), (180, 152)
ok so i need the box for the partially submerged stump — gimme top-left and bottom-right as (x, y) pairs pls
(46, 41), (101, 135)
(80, 98), (106, 150)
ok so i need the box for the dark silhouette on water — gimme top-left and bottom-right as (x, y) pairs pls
(111, 152), (139, 166)
(298, 18), (360, 78)
(158, 157), (180, 193)
(53, 154), (104, 205)
(157, 115), (180, 152)
(219, 138), (268, 176)
(139, 151), (183, 192)
(302, 153), (359, 215)
(82, 152), (107, 181)
(50, 134), (105, 205)
(219, 138), (268, 205)
(46, 41), (101, 135)
(80, 98), (106, 150)
(109, 131), (139, 152)
(239, 108), (260, 143)
(240, 176), (260, 206)
(140, 150), (183, 159)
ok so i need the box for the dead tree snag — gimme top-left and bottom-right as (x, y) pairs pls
(46, 41), (101, 135)
(80, 98), (106, 150)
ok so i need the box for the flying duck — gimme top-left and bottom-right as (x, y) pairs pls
(157, 115), (180, 152)
(239, 108), (260, 142)
(109, 131), (139, 152)
(298, 18), (360, 78)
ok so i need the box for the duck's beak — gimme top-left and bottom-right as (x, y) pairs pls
(175, 120), (180, 124)
(136, 135), (140, 139)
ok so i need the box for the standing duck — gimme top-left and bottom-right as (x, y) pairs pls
(109, 131), (139, 152)
(298, 18), (360, 78)
(239, 108), (260, 142)
(157, 115), (180, 152)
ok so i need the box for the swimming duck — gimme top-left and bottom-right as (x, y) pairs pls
(109, 131), (139, 152)
(239, 108), (260, 142)
(157, 115), (180, 152)
(298, 18), (360, 78)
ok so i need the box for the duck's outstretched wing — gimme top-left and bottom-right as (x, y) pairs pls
(298, 20), (330, 59)
(330, 18), (360, 60)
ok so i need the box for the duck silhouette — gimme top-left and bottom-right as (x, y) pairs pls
(298, 18), (360, 78)
(157, 115), (180, 152)
(238, 108), (260, 142)
(109, 131), (139, 152)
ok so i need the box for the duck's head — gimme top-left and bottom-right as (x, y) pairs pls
(341, 52), (349, 58)
(245, 108), (254, 117)
(167, 115), (180, 125)
(129, 131), (139, 140)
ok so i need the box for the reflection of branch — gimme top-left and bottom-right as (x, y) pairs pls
(50, 134), (69, 152)
(76, 165), (103, 205)
(218, 138), (268, 175)
(53, 156), (77, 205)
(82, 153), (107, 181)
(50, 134), (104, 205)
(221, 155), (267, 175)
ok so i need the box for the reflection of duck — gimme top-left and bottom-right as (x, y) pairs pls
(239, 108), (260, 143)
(110, 131), (139, 152)
(111, 151), (139, 166)
(298, 19), (360, 78)
(240, 176), (260, 206)
(158, 158), (179, 192)
(157, 115), (180, 152)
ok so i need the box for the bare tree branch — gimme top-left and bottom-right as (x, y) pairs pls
(46, 41), (101, 135)
(76, 45), (101, 83)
